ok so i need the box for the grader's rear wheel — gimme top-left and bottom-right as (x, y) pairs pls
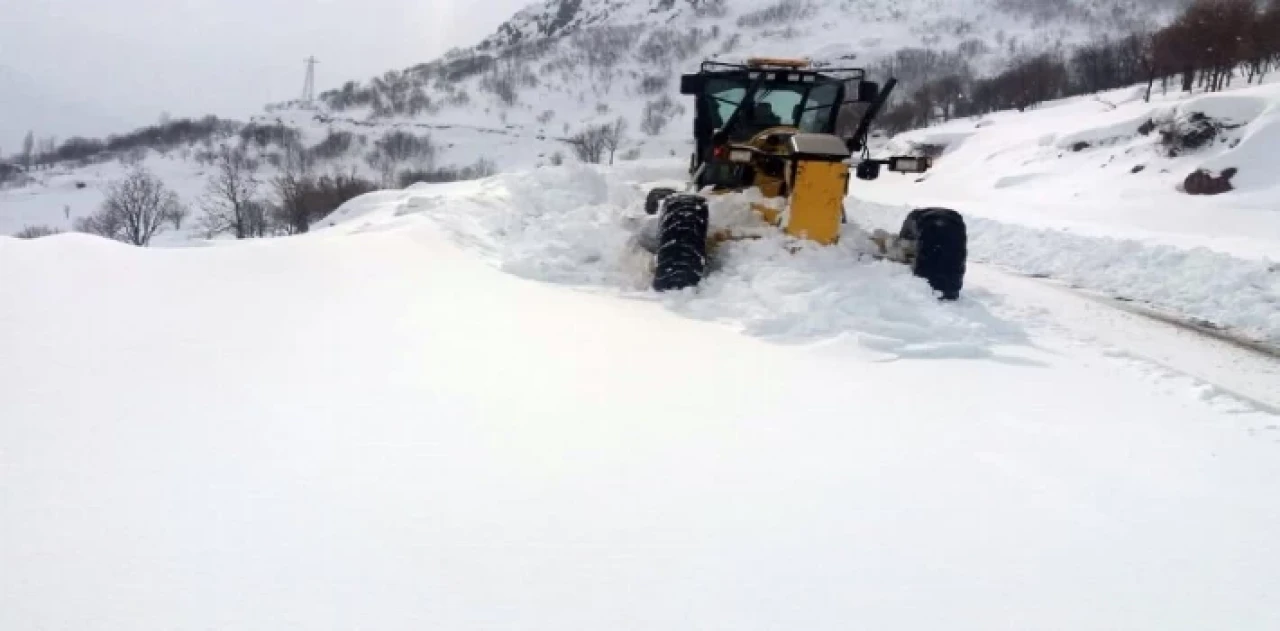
(901, 208), (967, 300)
(645, 187), (677, 215)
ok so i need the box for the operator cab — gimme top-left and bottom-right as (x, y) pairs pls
(680, 58), (880, 189)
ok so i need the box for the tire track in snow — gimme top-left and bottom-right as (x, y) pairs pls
(968, 264), (1280, 417)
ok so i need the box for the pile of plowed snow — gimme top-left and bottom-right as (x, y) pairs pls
(856, 80), (1280, 343)
(316, 161), (1026, 359)
(852, 201), (1280, 345)
(315, 159), (1279, 346)
(862, 81), (1280, 256)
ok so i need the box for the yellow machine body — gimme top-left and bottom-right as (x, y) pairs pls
(650, 56), (960, 297)
(713, 127), (853, 246)
(781, 160), (848, 244)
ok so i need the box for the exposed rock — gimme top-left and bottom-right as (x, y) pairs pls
(1158, 112), (1238, 157)
(1182, 167), (1237, 195)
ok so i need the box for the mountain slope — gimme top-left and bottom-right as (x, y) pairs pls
(301, 0), (1190, 151)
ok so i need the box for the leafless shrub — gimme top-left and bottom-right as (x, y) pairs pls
(273, 159), (378, 235)
(720, 34), (742, 54)
(12, 225), (61, 239)
(638, 75), (669, 96)
(692, 0), (728, 18)
(447, 90), (472, 107)
(238, 122), (301, 150)
(572, 26), (643, 73)
(308, 130), (355, 161)
(568, 118), (628, 164)
(397, 158), (498, 187)
(365, 130), (437, 185)
(480, 60), (532, 107)
(0, 162), (24, 187)
(641, 95), (684, 136)
(636, 28), (704, 66)
(737, 0), (816, 27)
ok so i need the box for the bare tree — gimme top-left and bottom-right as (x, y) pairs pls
(641, 96), (684, 136)
(271, 142), (316, 235)
(602, 117), (627, 165)
(365, 130), (435, 186)
(169, 204), (189, 230)
(200, 146), (261, 239)
(36, 137), (56, 168)
(74, 166), (185, 246)
(568, 118), (628, 164)
(21, 131), (34, 169)
(568, 125), (609, 164)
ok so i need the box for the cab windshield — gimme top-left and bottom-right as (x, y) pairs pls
(705, 78), (841, 139)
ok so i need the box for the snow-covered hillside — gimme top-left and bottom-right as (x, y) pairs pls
(246, 0), (1186, 181)
(4, 158), (1280, 630)
(309, 0), (1187, 131)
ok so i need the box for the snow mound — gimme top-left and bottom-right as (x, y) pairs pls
(1198, 98), (1280, 194)
(852, 200), (1280, 345)
(318, 163), (1027, 360)
(859, 81), (1280, 265)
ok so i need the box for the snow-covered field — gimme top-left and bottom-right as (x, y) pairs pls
(4, 160), (1280, 630)
(4, 0), (1280, 623)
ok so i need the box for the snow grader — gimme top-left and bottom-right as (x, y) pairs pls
(642, 57), (968, 299)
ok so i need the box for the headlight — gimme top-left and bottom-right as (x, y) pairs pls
(889, 157), (931, 173)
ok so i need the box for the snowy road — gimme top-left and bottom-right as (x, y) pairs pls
(3, 164), (1279, 630)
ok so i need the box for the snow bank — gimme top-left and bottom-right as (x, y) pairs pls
(318, 163), (1023, 359)
(1199, 100), (1280, 194)
(872, 81), (1280, 223)
(852, 200), (1280, 345)
(856, 80), (1280, 342)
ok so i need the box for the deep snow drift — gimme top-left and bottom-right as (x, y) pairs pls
(858, 80), (1280, 345)
(4, 161), (1279, 630)
(865, 80), (1280, 258)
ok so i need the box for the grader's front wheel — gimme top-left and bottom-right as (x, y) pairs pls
(653, 194), (710, 292)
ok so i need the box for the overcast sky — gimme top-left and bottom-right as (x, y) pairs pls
(1, 0), (533, 148)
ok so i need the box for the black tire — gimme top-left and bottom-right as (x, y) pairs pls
(645, 187), (677, 215)
(900, 207), (967, 300)
(653, 194), (709, 292)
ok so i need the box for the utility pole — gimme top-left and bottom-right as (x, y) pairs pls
(302, 56), (319, 103)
